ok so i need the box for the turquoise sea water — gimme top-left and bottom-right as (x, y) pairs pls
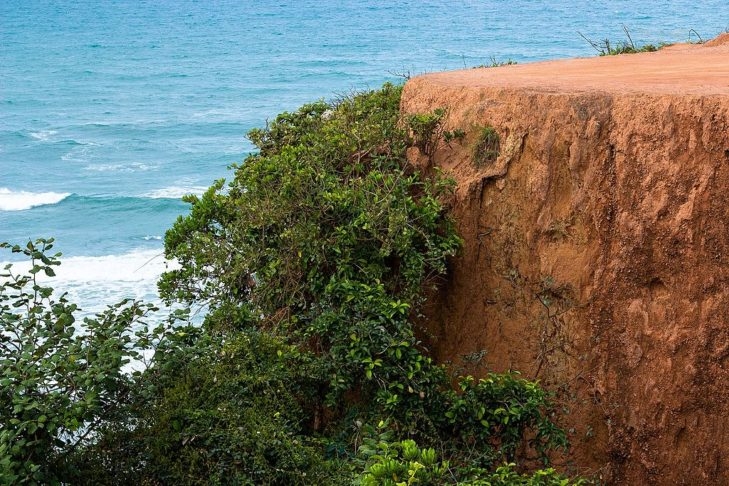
(1, 1), (727, 313)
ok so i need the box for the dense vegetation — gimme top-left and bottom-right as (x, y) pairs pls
(1, 84), (585, 484)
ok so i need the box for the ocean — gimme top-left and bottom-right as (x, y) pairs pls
(1, 0), (727, 316)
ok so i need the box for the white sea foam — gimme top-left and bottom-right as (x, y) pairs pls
(0, 187), (71, 211)
(60, 142), (95, 162)
(2, 248), (173, 284)
(191, 108), (239, 120)
(83, 162), (157, 172)
(1, 248), (180, 316)
(57, 250), (174, 283)
(29, 130), (57, 141)
(142, 186), (208, 199)
(143, 235), (163, 241)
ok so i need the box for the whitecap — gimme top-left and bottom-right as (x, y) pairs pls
(143, 235), (163, 241)
(51, 249), (176, 283)
(141, 186), (208, 199)
(82, 163), (126, 172)
(28, 130), (57, 141)
(1, 248), (182, 318)
(0, 187), (71, 211)
(61, 145), (93, 162)
(83, 162), (158, 172)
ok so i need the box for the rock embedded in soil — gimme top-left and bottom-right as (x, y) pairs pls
(403, 33), (729, 485)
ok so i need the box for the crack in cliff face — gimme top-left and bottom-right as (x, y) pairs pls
(401, 38), (729, 485)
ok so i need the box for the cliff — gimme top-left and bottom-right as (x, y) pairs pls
(402, 34), (729, 484)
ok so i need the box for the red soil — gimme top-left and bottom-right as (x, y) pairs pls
(403, 34), (729, 484)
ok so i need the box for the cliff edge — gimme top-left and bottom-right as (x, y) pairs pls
(403, 34), (729, 484)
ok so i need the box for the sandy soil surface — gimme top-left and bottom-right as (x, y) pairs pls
(420, 33), (729, 95)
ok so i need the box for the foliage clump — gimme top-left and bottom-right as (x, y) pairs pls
(406, 107), (446, 155)
(0, 239), (170, 484)
(1, 84), (584, 484)
(473, 126), (500, 167)
(473, 57), (518, 68)
(579, 26), (668, 56)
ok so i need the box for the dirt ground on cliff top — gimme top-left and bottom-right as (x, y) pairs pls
(420, 32), (729, 95)
(404, 35), (729, 485)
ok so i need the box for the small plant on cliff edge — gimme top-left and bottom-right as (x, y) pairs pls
(443, 128), (466, 145)
(578, 26), (668, 56)
(406, 108), (446, 155)
(473, 125), (500, 167)
(474, 56), (518, 69)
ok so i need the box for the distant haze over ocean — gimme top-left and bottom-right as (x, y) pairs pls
(1, 0), (726, 315)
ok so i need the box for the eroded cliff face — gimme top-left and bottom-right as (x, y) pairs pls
(403, 34), (729, 485)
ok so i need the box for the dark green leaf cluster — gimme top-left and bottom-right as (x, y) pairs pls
(0, 239), (166, 484)
(356, 439), (584, 486)
(440, 375), (568, 469)
(74, 328), (336, 485)
(356, 434), (449, 485)
(405, 108), (445, 155)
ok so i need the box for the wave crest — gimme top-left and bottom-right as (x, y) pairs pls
(141, 186), (208, 199)
(0, 187), (72, 211)
(83, 162), (157, 172)
(1, 249), (181, 316)
(29, 130), (57, 141)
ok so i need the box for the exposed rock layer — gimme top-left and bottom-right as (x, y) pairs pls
(402, 34), (729, 484)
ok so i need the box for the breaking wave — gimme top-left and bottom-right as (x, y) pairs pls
(0, 187), (72, 211)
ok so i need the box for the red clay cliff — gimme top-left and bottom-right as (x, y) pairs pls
(402, 34), (729, 484)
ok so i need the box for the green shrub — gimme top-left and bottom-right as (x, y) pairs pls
(157, 83), (579, 483)
(75, 329), (335, 485)
(159, 85), (462, 424)
(440, 374), (567, 466)
(1, 84), (586, 484)
(467, 462), (589, 485)
(406, 108), (445, 155)
(473, 126), (500, 167)
(356, 433), (449, 486)
(356, 432), (585, 486)
(0, 239), (166, 484)
(444, 128), (466, 144)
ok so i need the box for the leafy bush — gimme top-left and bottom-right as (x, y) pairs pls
(159, 84), (462, 427)
(0, 239), (164, 484)
(0, 84), (586, 484)
(75, 328), (336, 485)
(356, 433), (449, 486)
(355, 430), (582, 486)
(466, 462), (588, 486)
(156, 83), (578, 483)
(443, 128), (466, 144)
(440, 374), (567, 469)
(406, 108), (446, 155)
